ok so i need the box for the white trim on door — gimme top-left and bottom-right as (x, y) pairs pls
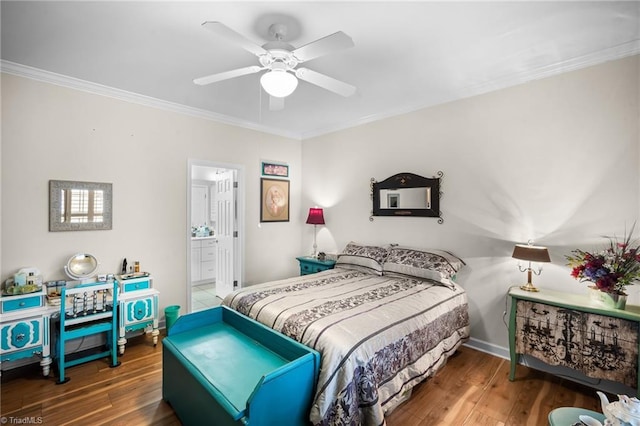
(187, 159), (245, 313)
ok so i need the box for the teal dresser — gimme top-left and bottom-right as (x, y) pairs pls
(0, 288), (52, 376)
(116, 274), (159, 355)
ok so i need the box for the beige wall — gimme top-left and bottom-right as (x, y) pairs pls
(302, 55), (640, 352)
(1, 73), (303, 316)
(2, 55), (638, 353)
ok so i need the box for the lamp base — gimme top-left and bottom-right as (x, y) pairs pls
(520, 282), (540, 292)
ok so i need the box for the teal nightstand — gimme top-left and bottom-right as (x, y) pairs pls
(296, 257), (336, 275)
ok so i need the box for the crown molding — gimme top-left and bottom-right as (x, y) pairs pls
(0, 60), (302, 141)
(461, 40), (640, 99)
(300, 41), (640, 140)
(3, 38), (638, 142)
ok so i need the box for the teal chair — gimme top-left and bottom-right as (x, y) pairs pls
(55, 281), (120, 384)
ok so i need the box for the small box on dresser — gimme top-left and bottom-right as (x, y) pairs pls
(115, 274), (159, 355)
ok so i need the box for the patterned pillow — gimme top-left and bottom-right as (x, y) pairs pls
(336, 242), (390, 275)
(383, 247), (465, 286)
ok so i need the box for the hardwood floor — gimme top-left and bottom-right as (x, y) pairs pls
(385, 348), (602, 426)
(0, 334), (603, 426)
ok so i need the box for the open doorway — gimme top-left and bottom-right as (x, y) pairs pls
(187, 159), (244, 313)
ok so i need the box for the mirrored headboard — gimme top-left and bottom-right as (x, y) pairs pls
(370, 172), (443, 223)
(49, 180), (113, 231)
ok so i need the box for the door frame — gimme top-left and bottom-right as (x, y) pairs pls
(187, 159), (245, 313)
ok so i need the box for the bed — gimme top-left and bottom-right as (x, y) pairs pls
(222, 242), (470, 426)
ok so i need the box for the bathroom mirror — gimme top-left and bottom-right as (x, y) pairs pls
(49, 180), (112, 231)
(371, 172), (443, 222)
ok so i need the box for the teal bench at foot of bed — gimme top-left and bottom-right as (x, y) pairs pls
(162, 306), (321, 426)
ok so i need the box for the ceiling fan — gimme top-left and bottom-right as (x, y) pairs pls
(193, 21), (357, 105)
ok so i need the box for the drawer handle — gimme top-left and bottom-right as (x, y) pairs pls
(16, 333), (25, 342)
(19, 302), (26, 307)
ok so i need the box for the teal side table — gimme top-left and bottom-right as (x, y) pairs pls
(296, 257), (336, 275)
(548, 407), (605, 426)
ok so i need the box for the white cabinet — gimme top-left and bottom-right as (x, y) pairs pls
(191, 185), (208, 227)
(191, 238), (216, 284)
(201, 239), (216, 281)
(191, 242), (201, 282)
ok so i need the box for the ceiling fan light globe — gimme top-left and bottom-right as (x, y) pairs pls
(260, 70), (298, 98)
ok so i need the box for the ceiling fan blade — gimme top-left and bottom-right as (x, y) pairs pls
(295, 68), (356, 97)
(292, 31), (354, 62)
(193, 66), (263, 85)
(269, 96), (284, 111)
(202, 21), (268, 57)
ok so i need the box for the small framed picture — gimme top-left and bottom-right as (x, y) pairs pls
(387, 193), (399, 208)
(262, 162), (289, 178)
(260, 178), (290, 222)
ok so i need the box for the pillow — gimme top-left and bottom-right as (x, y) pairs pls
(335, 242), (390, 275)
(383, 246), (465, 286)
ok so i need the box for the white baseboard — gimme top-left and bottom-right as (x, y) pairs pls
(463, 337), (510, 360)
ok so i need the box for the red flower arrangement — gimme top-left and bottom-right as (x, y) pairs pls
(566, 226), (640, 294)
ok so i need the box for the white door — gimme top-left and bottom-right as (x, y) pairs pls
(215, 171), (235, 298)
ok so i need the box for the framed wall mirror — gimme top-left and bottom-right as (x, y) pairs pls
(49, 180), (113, 231)
(370, 172), (443, 222)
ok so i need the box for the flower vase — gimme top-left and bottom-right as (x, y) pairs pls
(588, 286), (627, 310)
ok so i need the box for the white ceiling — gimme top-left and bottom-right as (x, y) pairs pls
(2, 1), (639, 139)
